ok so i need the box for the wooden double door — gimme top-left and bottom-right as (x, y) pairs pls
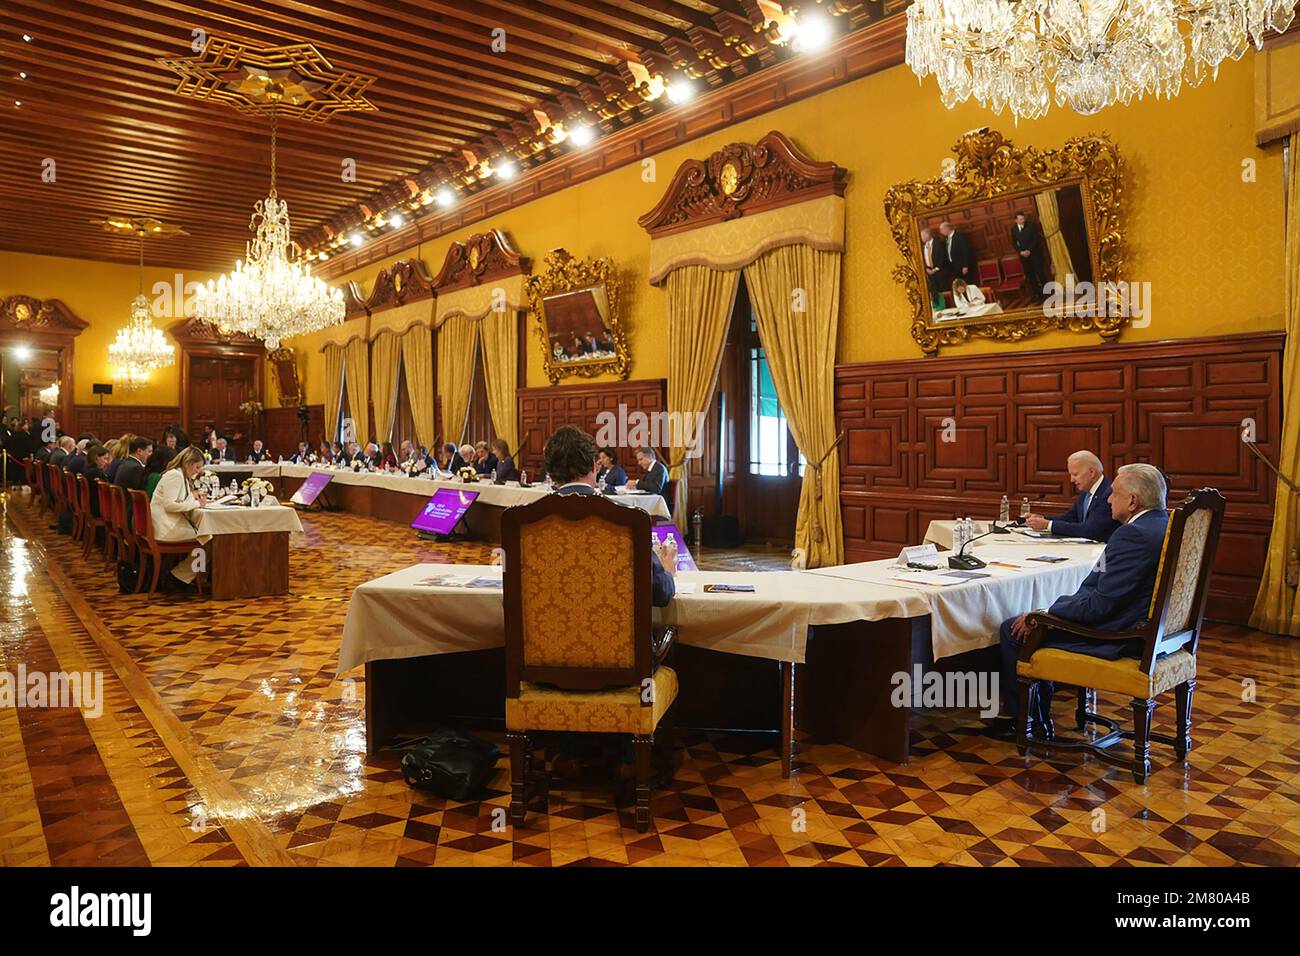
(188, 356), (256, 456)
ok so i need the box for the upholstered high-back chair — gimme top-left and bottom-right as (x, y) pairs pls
(96, 480), (119, 563)
(1017, 488), (1226, 783)
(502, 492), (678, 833)
(128, 488), (204, 599)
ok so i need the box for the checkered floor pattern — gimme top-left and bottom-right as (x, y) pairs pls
(1, 488), (1298, 867)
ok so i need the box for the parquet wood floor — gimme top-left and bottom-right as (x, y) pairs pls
(2, 490), (1297, 867)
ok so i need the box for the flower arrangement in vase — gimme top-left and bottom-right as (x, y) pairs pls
(456, 465), (478, 483)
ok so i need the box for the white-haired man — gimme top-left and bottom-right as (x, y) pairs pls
(990, 463), (1170, 738)
(1025, 450), (1121, 542)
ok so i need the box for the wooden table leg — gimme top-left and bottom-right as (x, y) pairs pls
(208, 531), (289, 600)
(796, 617), (916, 765)
(782, 660), (794, 778)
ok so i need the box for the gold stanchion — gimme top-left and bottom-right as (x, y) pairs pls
(0, 449), (9, 502)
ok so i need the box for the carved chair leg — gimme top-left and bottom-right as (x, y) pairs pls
(508, 732), (528, 828)
(1076, 687), (1095, 731)
(1130, 698), (1156, 784)
(633, 734), (653, 833)
(1174, 679), (1195, 761)
(1016, 678), (1034, 756)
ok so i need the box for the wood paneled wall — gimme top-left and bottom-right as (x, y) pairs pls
(516, 379), (666, 475)
(834, 332), (1283, 624)
(261, 405), (326, 458)
(74, 404), (179, 443)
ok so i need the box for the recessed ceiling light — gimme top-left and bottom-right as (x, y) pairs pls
(350, 233), (363, 247)
(666, 78), (695, 104)
(792, 14), (832, 53)
(496, 160), (517, 181)
(13, 101), (20, 108)
(389, 212), (404, 227)
(21, 34), (33, 43)
(18, 72), (27, 80)
(13, 345), (32, 360)
(569, 124), (594, 147)
(436, 188), (455, 207)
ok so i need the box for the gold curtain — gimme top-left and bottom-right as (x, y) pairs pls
(1251, 132), (1300, 635)
(436, 313), (479, 448)
(479, 308), (519, 452)
(369, 332), (402, 445)
(342, 338), (369, 445)
(742, 244), (844, 568)
(400, 324), (437, 451)
(665, 265), (739, 520)
(1035, 190), (1074, 283)
(323, 344), (345, 443)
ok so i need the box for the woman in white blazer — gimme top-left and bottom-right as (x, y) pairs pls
(951, 279), (987, 312)
(151, 446), (207, 585)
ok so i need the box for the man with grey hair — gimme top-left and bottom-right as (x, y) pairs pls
(49, 434), (74, 468)
(634, 446), (669, 509)
(988, 461), (1170, 738)
(1025, 449), (1121, 542)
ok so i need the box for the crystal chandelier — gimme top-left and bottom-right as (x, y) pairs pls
(905, 0), (1298, 121)
(108, 230), (175, 391)
(38, 382), (60, 407)
(194, 108), (344, 349)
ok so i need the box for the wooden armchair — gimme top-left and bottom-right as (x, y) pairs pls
(128, 489), (205, 599)
(1017, 488), (1225, 783)
(79, 475), (107, 560)
(502, 492), (678, 833)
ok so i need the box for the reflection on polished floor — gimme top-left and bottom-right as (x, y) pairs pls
(1, 489), (1298, 868)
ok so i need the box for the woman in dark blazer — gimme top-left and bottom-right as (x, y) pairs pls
(491, 438), (519, 483)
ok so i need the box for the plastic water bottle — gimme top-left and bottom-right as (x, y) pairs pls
(1020, 496), (1031, 518)
(999, 495), (1010, 524)
(953, 517), (966, 553)
(519, 469), (528, 487)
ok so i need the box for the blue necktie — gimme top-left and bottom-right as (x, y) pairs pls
(1082, 491), (1092, 515)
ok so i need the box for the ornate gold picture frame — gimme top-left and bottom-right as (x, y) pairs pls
(527, 248), (629, 385)
(884, 129), (1126, 355)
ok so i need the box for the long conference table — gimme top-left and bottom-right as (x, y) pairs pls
(207, 462), (670, 538)
(339, 526), (1105, 770)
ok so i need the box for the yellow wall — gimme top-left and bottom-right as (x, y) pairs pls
(0, 250), (217, 406)
(3, 51), (1284, 413)
(287, 53), (1283, 406)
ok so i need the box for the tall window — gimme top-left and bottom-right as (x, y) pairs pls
(746, 315), (805, 477)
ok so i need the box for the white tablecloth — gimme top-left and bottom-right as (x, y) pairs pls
(922, 519), (1099, 551)
(206, 462), (281, 478)
(271, 464), (670, 518)
(337, 566), (899, 675)
(191, 502), (305, 545)
(807, 542), (1102, 661)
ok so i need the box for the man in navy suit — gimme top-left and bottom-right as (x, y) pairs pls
(547, 427), (675, 607)
(939, 221), (975, 286)
(990, 463), (1170, 737)
(1025, 450), (1121, 542)
(634, 446), (670, 512)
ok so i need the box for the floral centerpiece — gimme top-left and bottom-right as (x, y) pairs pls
(351, 459), (364, 472)
(456, 465), (478, 483)
(238, 400), (264, 416)
(241, 477), (273, 497)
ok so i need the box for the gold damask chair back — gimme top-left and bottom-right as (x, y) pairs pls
(502, 491), (677, 832)
(1018, 488), (1226, 783)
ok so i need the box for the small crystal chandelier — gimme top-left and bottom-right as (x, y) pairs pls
(905, 0), (1298, 121)
(194, 104), (344, 349)
(108, 230), (175, 391)
(38, 382), (60, 407)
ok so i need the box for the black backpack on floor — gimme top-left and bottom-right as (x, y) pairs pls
(117, 560), (138, 595)
(393, 728), (501, 801)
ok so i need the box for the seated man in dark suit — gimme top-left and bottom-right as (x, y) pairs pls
(547, 426), (675, 607)
(114, 437), (154, 493)
(1025, 450), (1121, 542)
(210, 437), (235, 462)
(990, 463), (1169, 737)
(596, 447), (627, 494)
(473, 440), (498, 476)
(83, 445), (111, 517)
(633, 446), (669, 510)
(247, 439), (272, 463)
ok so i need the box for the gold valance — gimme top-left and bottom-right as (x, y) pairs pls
(647, 194), (845, 285)
(316, 314), (369, 351)
(1256, 34), (1300, 145)
(434, 273), (528, 326)
(369, 297), (434, 339)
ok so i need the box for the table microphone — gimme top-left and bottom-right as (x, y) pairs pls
(948, 527), (1004, 570)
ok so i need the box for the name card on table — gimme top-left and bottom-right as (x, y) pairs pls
(896, 543), (940, 567)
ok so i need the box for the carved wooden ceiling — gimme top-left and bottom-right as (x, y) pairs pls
(0, 0), (890, 272)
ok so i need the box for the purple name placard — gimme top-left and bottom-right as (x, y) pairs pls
(652, 523), (698, 572)
(411, 487), (480, 535)
(290, 471), (334, 506)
